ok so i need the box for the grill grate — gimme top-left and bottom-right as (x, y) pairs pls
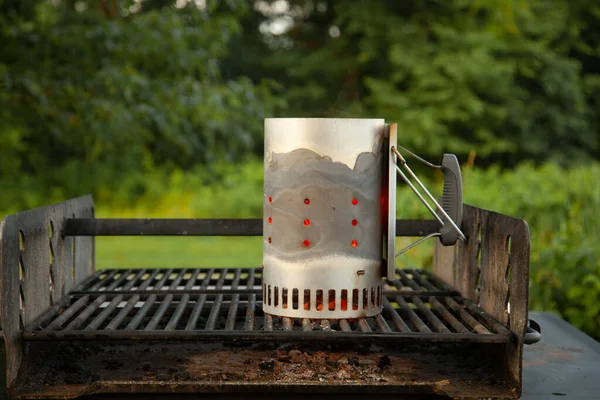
(24, 268), (513, 343)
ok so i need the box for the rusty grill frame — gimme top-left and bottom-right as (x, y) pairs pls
(0, 196), (531, 399)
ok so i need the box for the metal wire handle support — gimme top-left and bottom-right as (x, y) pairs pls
(392, 146), (467, 244)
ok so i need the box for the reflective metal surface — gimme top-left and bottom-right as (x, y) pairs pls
(263, 118), (385, 318)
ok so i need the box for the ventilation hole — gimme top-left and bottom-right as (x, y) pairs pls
(303, 289), (310, 310)
(352, 219), (358, 226)
(377, 286), (381, 307)
(19, 290), (24, 330)
(18, 230), (25, 251)
(505, 236), (512, 285)
(292, 288), (299, 310)
(505, 235), (512, 282)
(352, 198), (358, 205)
(268, 237), (272, 244)
(19, 256), (25, 281)
(328, 289), (336, 311)
(303, 240), (310, 247)
(274, 287), (279, 307)
(282, 287), (288, 309)
(49, 221), (55, 304)
(304, 198), (310, 205)
(363, 288), (368, 310)
(263, 284), (266, 304)
(268, 196), (272, 203)
(268, 217), (272, 224)
(351, 240), (358, 248)
(341, 289), (348, 311)
(316, 290), (323, 311)
(475, 233), (482, 303)
(371, 287), (376, 308)
(352, 289), (359, 310)
(268, 285), (272, 306)
(303, 219), (310, 226)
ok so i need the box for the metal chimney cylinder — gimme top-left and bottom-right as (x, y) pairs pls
(263, 118), (386, 319)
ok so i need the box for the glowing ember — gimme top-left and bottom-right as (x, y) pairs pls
(351, 219), (358, 226)
(351, 240), (358, 248)
(303, 219), (310, 226)
(303, 239), (311, 247)
(351, 198), (358, 205)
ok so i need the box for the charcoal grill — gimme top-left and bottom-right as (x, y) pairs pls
(0, 195), (540, 399)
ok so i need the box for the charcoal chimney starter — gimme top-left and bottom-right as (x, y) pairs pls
(263, 118), (388, 318)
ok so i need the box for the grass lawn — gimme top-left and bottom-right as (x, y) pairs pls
(95, 236), (432, 270)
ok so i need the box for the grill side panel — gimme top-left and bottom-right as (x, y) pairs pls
(0, 196), (95, 388)
(433, 204), (530, 396)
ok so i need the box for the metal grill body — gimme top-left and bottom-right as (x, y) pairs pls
(263, 118), (386, 318)
(0, 196), (533, 399)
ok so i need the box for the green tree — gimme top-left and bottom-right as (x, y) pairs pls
(240, 0), (598, 164)
(0, 0), (282, 209)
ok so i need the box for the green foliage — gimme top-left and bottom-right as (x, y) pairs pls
(244, 0), (600, 163)
(0, 0), (283, 212)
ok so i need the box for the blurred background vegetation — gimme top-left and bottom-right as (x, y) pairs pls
(1, 0), (599, 339)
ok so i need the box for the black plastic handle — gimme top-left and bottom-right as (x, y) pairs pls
(524, 319), (542, 345)
(439, 154), (463, 246)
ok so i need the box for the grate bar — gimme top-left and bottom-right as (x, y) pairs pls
(44, 296), (90, 331)
(339, 319), (351, 332)
(264, 314), (273, 331)
(382, 298), (411, 332)
(301, 318), (311, 332)
(106, 269), (160, 331)
(44, 270), (128, 331)
(145, 269), (188, 331)
(395, 271), (450, 333)
(184, 268), (215, 331)
(165, 270), (200, 331)
(282, 317), (293, 331)
(410, 270), (490, 334)
(125, 269), (173, 330)
(429, 297), (470, 334)
(205, 269), (228, 330)
(244, 269), (256, 331)
(442, 297), (491, 334)
(63, 296), (104, 331)
(375, 314), (392, 333)
(357, 318), (372, 332)
(395, 296), (431, 333)
(465, 300), (513, 335)
(85, 296), (122, 331)
(84, 270), (141, 331)
(225, 269), (242, 330)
